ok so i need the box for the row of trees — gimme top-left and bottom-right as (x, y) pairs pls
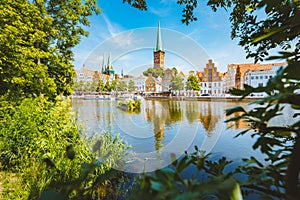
(170, 74), (200, 91)
(74, 80), (137, 93)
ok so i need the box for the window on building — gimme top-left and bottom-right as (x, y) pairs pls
(256, 76), (259, 79)
(269, 75), (273, 78)
(258, 83), (263, 87)
(265, 76), (268, 79)
(260, 76), (263, 79)
(204, 83), (207, 87)
(251, 77), (254, 80)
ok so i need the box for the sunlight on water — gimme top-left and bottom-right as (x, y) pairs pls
(71, 99), (293, 172)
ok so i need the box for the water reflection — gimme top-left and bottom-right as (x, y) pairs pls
(71, 99), (256, 172)
(226, 112), (249, 129)
(72, 99), (233, 153)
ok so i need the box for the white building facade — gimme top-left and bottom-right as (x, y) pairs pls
(75, 65), (94, 83)
(244, 66), (282, 88)
(123, 76), (147, 92)
(200, 81), (226, 96)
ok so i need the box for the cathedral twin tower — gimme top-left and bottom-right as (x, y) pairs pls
(153, 21), (165, 69)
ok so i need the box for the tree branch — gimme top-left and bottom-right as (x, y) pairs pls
(286, 131), (300, 199)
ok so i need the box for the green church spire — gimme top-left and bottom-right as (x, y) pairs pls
(155, 21), (163, 52)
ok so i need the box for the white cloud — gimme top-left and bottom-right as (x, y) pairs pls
(102, 14), (122, 37)
(110, 31), (135, 49)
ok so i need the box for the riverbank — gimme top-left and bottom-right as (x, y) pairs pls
(144, 96), (262, 102)
(72, 94), (262, 102)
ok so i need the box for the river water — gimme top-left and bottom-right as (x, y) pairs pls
(71, 98), (295, 173)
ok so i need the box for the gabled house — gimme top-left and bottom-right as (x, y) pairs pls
(145, 74), (162, 92)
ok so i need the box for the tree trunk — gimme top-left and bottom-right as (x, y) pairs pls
(286, 133), (300, 199)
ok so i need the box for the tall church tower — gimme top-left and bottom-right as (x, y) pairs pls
(153, 21), (165, 69)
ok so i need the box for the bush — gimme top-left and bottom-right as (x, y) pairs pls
(0, 97), (129, 199)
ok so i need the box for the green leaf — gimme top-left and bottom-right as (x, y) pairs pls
(234, 129), (249, 138)
(150, 180), (163, 191)
(176, 156), (193, 174)
(252, 27), (284, 43)
(229, 182), (243, 200)
(94, 169), (118, 186)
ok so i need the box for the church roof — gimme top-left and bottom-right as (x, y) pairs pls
(155, 21), (163, 52)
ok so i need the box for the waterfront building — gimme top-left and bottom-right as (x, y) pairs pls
(226, 62), (287, 90)
(244, 66), (284, 96)
(145, 74), (162, 92)
(178, 71), (187, 82)
(135, 76), (147, 92)
(153, 21), (165, 69)
(197, 59), (225, 96)
(74, 53), (118, 85)
(75, 64), (101, 83)
(162, 68), (175, 92)
(122, 75), (147, 92)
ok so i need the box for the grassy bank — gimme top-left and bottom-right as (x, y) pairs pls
(0, 97), (129, 200)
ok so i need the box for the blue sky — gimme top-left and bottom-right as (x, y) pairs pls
(73, 0), (252, 75)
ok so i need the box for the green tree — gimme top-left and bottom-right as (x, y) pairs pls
(110, 79), (118, 91)
(128, 80), (137, 92)
(104, 81), (111, 92)
(143, 67), (165, 78)
(41, 0), (100, 97)
(205, 1), (300, 198)
(172, 67), (178, 76)
(170, 75), (184, 91)
(74, 81), (84, 91)
(96, 80), (105, 92)
(122, 0), (196, 25)
(186, 75), (200, 90)
(0, 0), (100, 101)
(90, 81), (98, 92)
(117, 81), (127, 92)
(84, 82), (92, 91)
(0, 1), (56, 100)
(143, 67), (153, 77)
